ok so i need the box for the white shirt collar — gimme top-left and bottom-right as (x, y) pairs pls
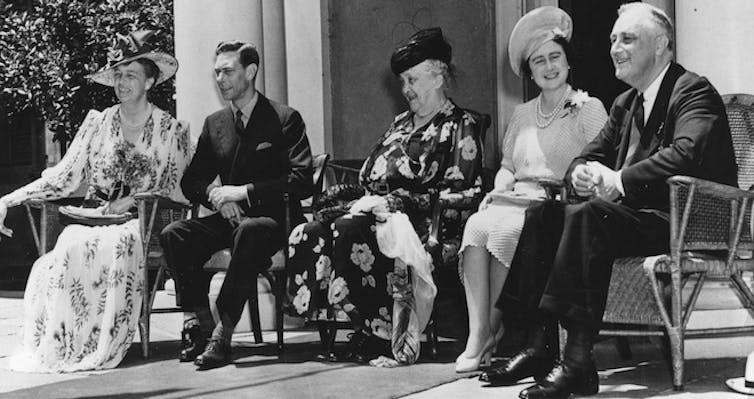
(231, 90), (259, 128)
(641, 63), (671, 123)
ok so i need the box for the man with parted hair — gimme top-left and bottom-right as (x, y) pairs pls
(479, 3), (736, 397)
(160, 40), (313, 370)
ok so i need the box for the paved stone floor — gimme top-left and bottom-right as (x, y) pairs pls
(0, 290), (751, 398)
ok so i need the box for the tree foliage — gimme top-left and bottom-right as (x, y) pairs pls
(0, 0), (175, 144)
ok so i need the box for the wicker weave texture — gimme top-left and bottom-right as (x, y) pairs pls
(603, 257), (664, 325)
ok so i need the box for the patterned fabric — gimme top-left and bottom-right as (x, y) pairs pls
(287, 100), (484, 347)
(460, 90), (607, 268)
(6, 104), (191, 372)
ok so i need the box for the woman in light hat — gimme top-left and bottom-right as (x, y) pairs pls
(286, 27), (485, 366)
(456, 6), (608, 373)
(0, 30), (191, 372)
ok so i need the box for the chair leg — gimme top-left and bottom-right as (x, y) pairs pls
(667, 326), (684, 391)
(615, 336), (632, 360)
(248, 276), (264, 344)
(317, 322), (331, 349)
(275, 270), (285, 354)
(327, 322), (338, 354)
(425, 317), (438, 360)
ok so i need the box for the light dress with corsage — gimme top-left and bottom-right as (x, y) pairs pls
(460, 87), (608, 269)
(5, 104), (191, 372)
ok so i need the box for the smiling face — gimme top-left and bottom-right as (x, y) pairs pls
(610, 8), (664, 91)
(214, 51), (257, 103)
(528, 40), (569, 93)
(398, 60), (444, 115)
(113, 62), (153, 105)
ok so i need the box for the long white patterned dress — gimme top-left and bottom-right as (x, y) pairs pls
(3, 104), (191, 372)
(460, 89), (608, 268)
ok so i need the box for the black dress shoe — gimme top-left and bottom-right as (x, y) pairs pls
(194, 339), (232, 370)
(518, 362), (599, 398)
(180, 325), (207, 362)
(479, 347), (554, 385)
(328, 330), (371, 363)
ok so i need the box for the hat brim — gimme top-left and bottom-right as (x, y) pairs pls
(508, 6), (572, 77)
(726, 378), (754, 395)
(88, 51), (178, 87)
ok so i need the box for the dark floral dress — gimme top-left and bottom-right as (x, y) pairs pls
(4, 105), (191, 372)
(287, 100), (483, 342)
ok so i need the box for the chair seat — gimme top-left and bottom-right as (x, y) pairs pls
(202, 249), (287, 274)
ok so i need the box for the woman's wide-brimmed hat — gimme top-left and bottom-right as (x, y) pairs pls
(508, 6), (572, 77)
(390, 27), (451, 75)
(726, 352), (754, 394)
(88, 30), (178, 87)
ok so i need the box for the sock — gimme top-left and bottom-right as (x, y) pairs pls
(183, 312), (198, 329)
(210, 313), (235, 343)
(195, 307), (216, 337)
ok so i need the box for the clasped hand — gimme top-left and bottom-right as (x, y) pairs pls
(208, 185), (247, 226)
(0, 201), (12, 240)
(570, 162), (621, 201)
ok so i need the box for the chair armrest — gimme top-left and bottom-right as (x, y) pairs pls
(133, 193), (191, 211)
(668, 175), (754, 201)
(537, 178), (567, 201)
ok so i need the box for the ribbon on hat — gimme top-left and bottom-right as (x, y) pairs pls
(106, 30), (156, 67)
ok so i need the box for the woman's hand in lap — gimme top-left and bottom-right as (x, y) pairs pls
(103, 196), (135, 215)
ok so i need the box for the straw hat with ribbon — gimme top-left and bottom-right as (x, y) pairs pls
(88, 30), (178, 87)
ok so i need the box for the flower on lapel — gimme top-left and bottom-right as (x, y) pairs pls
(563, 89), (590, 116)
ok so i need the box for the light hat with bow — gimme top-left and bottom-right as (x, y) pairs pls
(88, 30), (178, 87)
(508, 6), (573, 77)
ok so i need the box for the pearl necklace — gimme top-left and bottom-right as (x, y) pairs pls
(535, 87), (571, 129)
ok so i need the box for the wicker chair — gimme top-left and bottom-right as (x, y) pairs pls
(23, 192), (190, 359)
(199, 153), (330, 354)
(546, 93), (754, 390)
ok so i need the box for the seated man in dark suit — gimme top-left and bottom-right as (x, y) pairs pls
(479, 3), (737, 398)
(160, 41), (313, 370)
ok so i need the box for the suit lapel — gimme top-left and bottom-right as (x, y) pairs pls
(229, 94), (277, 181)
(641, 62), (685, 147)
(616, 91), (640, 170)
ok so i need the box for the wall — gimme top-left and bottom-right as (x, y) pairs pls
(676, 0), (754, 95)
(325, 0), (498, 167)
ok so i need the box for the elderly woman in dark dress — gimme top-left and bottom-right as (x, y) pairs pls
(286, 27), (485, 364)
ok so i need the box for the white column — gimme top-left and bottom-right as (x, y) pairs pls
(676, 0), (754, 95)
(262, 0), (287, 104)
(283, 0), (327, 156)
(174, 0), (264, 142)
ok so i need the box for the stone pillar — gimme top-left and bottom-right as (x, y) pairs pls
(676, 0), (754, 94)
(262, 0), (287, 104)
(174, 0), (286, 141)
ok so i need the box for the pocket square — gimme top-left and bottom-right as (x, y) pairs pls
(256, 142), (272, 150)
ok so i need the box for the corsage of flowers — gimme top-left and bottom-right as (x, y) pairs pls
(563, 89), (590, 117)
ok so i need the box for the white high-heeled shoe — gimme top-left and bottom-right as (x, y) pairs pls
(455, 338), (496, 373)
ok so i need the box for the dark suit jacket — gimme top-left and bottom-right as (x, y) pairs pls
(565, 62), (737, 213)
(181, 94), (313, 225)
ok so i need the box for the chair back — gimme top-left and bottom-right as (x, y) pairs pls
(312, 153), (330, 204)
(723, 94), (754, 191)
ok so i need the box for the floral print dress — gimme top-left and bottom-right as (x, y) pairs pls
(287, 100), (483, 343)
(4, 104), (191, 372)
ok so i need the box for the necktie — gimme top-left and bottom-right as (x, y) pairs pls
(634, 93), (645, 134)
(235, 109), (245, 135)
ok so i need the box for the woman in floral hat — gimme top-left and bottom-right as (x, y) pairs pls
(0, 30), (191, 372)
(455, 6), (608, 373)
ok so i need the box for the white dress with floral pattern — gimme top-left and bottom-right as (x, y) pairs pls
(4, 104), (191, 372)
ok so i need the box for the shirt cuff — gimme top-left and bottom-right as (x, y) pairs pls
(616, 170), (626, 196)
(245, 183), (255, 207)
